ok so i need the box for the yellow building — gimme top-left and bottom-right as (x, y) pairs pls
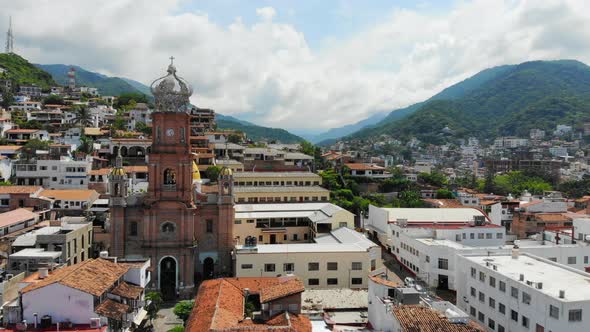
(233, 203), (354, 245)
(233, 172), (328, 203)
(234, 227), (381, 289)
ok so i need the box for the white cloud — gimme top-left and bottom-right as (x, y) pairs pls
(255, 7), (276, 21)
(1, 0), (590, 131)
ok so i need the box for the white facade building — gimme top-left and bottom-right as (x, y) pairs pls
(456, 252), (590, 332)
(14, 157), (92, 189)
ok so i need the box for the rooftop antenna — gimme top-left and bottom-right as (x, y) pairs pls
(5, 16), (14, 54)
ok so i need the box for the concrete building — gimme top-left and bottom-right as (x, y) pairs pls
(233, 203), (355, 245)
(456, 252), (590, 332)
(14, 157), (92, 189)
(232, 171), (328, 203)
(3, 129), (49, 144)
(234, 227), (381, 289)
(0, 186), (50, 214)
(0, 209), (40, 237)
(38, 189), (99, 216)
(345, 163), (391, 179)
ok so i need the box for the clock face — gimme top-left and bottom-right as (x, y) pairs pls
(166, 128), (175, 137)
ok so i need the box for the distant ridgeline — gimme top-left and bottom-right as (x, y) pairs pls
(0, 53), (57, 90)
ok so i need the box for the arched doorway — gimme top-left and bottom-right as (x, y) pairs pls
(160, 257), (177, 300)
(203, 257), (214, 280)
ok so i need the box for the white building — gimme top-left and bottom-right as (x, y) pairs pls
(19, 258), (150, 330)
(414, 161), (433, 174)
(456, 252), (590, 332)
(14, 157), (92, 189)
(234, 227), (381, 289)
(494, 137), (529, 149)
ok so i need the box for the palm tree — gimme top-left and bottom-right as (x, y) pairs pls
(71, 105), (93, 128)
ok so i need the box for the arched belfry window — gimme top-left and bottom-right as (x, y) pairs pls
(164, 168), (176, 185)
(161, 222), (176, 233)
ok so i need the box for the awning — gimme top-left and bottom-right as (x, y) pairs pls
(132, 308), (148, 326)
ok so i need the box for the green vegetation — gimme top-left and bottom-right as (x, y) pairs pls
(0, 53), (57, 90)
(479, 171), (552, 195)
(418, 171), (448, 187)
(167, 326), (185, 332)
(135, 121), (152, 136)
(144, 292), (163, 323)
(173, 300), (195, 326)
(217, 115), (304, 144)
(35, 64), (151, 97)
(43, 94), (65, 105)
(115, 92), (150, 109)
(205, 166), (221, 182)
(558, 175), (590, 198)
(21, 139), (50, 159)
(350, 60), (590, 143)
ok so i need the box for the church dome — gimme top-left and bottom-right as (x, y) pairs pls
(110, 167), (127, 177)
(220, 167), (233, 176)
(150, 57), (193, 112)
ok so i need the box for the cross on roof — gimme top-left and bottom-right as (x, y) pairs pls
(169, 56), (175, 65)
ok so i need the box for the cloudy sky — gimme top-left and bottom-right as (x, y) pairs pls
(2, 0), (590, 135)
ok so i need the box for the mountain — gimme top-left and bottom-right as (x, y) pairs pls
(35, 64), (151, 97)
(0, 53), (57, 90)
(311, 111), (388, 144)
(216, 114), (304, 143)
(349, 60), (590, 143)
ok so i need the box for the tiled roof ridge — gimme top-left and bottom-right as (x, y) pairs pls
(210, 279), (244, 329)
(22, 259), (94, 293)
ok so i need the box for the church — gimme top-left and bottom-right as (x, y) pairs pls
(108, 60), (235, 299)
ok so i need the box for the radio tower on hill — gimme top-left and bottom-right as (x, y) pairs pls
(68, 67), (76, 90)
(5, 16), (14, 54)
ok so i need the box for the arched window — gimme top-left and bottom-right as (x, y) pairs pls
(161, 222), (176, 233)
(164, 169), (176, 185)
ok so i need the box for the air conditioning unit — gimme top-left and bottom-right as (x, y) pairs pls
(90, 318), (101, 328)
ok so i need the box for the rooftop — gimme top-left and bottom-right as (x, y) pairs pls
(465, 253), (590, 302)
(234, 172), (320, 178)
(22, 258), (131, 297)
(0, 208), (38, 228)
(10, 248), (61, 259)
(345, 163), (386, 171)
(383, 207), (491, 224)
(0, 185), (42, 194)
(393, 305), (484, 332)
(234, 186), (329, 193)
(40, 189), (98, 201)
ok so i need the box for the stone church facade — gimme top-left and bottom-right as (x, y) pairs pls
(109, 61), (235, 299)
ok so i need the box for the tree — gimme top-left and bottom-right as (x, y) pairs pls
(71, 106), (93, 128)
(43, 95), (64, 105)
(77, 135), (94, 154)
(436, 188), (454, 199)
(115, 92), (149, 109)
(167, 327), (185, 332)
(227, 133), (242, 144)
(1, 90), (14, 109)
(397, 191), (423, 208)
(21, 139), (50, 159)
(135, 121), (152, 136)
(173, 300), (195, 326)
(144, 292), (163, 324)
(112, 110), (127, 131)
(205, 166), (221, 182)
(418, 171), (448, 187)
(319, 170), (342, 190)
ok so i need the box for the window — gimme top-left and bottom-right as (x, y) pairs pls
(161, 222), (175, 233)
(486, 233), (492, 239)
(264, 264), (275, 272)
(292, 234), (298, 241)
(489, 297), (496, 309)
(548, 257), (557, 262)
(234, 220), (242, 224)
(259, 235), (263, 242)
(241, 264), (253, 269)
(426, 255), (430, 263)
(456, 234), (461, 241)
(568, 309), (582, 322)
(478, 311), (484, 322)
(308, 278), (319, 286)
(499, 281), (506, 292)
(283, 263), (295, 272)
(522, 315), (530, 328)
(339, 222), (348, 228)
(499, 303), (505, 314)
(470, 306), (476, 316)
(471, 287), (476, 297)
(522, 292), (531, 305)
(470, 233), (475, 239)
(479, 291), (485, 303)
(462, 233), (466, 239)
(438, 258), (449, 270)
(308, 262), (319, 271)
(585, 256), (589, 264)
(351, 278), (362, 285)
(471, 267), (476, 278)
(478, 233), (484, 239)
(568, 256), (577, 264)
(497, 233), (504, 239)
(327, 262), (338, 270)
(327, 278), (338, 285)
(489, 276), (496, 288)
(511, 310), (518, 321)
(511, 287), (518, 298)
(549, 305), (559, 319)
(488, 318), (495, 330)
(130, 222), (138, 236)
(498, 325), (505, 332)
(479, 271), (485, 282)
(352, 262), (362, 270)
(206, 220), (213, 233)
(283, 234), (287, 241)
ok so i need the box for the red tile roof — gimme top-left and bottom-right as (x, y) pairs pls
(0, 185), (42, 194)
(22, 258), (130, 297)
(0, 208), (38, 228)
(40, 189), (99, 201)
(110, 281), (144, 299)
(345, 163), (385, 171)
(259, 278), (305, 303)
(5, 129), (40, 134)
(393, 305), (485, 332)
(368, 274), (401, 288)
(186, 277), (311, 332)
(95, 299), (130, 320)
